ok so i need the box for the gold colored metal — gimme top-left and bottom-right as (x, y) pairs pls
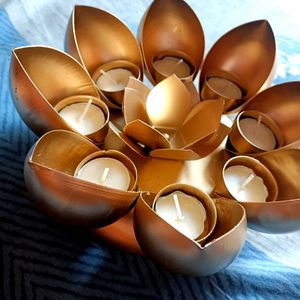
(92, 60), (141, 106)
(120, 76), (225, 160)
(243, 81), (300, 145)
(25, 130), (139, 226)
(152, 184), (217, 243)
(200, 20), (276, 113)
(228, 110), (284, 155)
(214, 155), (278, 203)
(10, 46), (101, 139)
(65, 5), (144, 108)
(54, 95), (110, 145)
(139, 0), (205, 84)
(133, 193), (246, 275)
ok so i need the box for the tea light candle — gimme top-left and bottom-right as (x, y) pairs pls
(207, 77), (242, 99)
(153, 56), (191, 78)
(224, 165), (268, 202)
(239, 116), (277, 151)
(75, 157), (131, 190)
(96, 68), (133, 92)
(58, 99), (105, 135)
(154, 191), (207, 240)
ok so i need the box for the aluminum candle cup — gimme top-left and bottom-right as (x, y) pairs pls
(92, 60), (141, 106)
(74, 150), (137, 191)
(152, 184), (217, 243)
(152, 50), (196, 83)
(201, 70), (246, 112)
(216, 156), (278, 203)
(54, 95), (109, 144)
(228, 110), (284, 155)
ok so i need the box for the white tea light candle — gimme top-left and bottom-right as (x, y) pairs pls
(153, 56), (191, 78)
(96, 68), (132, 92)
(154, 191), (207, 240)
(224, 165), (268, 202)
(207, 77), (242, 99)
(58, 100), (105, 135)
(239, 117), (277, 151)
(75, 157), (131, 190)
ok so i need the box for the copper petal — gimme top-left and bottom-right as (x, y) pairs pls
(25, 130), (139, 226)
(139, 0), (204, 84)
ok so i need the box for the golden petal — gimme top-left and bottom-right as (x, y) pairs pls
(124, 120), (170, 150)
(150, 148), (200, 161)
(25, 130), (139, 226)
(171, 100), (224, 148)
(243, 81), (300, 145)
(200, 20), (275, 102)
(10, 46), (99, 136)
(123, 78), (151, 125)
(66, 5), (143, 78)
(133, 193), (246, 275)
(139, 0), (204, 84)
(146, 75), (193, 130)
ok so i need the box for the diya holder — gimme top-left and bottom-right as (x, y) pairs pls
(199, 20), (276, 113)
(65, 5), (144, 109)
(24, 130), (139, 227)
(10, 46), (110, 145)
(138, 0), (205, 84)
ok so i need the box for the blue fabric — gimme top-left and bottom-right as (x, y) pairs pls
(1, 7), (300, 300)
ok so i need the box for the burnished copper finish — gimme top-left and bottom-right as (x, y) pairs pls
(91, 60), (141, 107)
(152, 184), (217, 243)
(134, 193), (246, 276)
(243, 81), (300, 145)
(119, 76), (226, 160)
(228, 110), (284, 155)
(24, 130), (139, 227)
(139, 0), (204, 84)
(65, 5), (144, 108)
(215, 156), (278, 203)
(200, 20), (276, 113)
(10, 46), (111, 144)
(54, 95), (109, 145)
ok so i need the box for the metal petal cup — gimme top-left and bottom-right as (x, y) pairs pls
(134, 189), (247, 276)
(66, 5), (144, 109)
(226, 82), (300, 155)
(10, 46), (109, 145)
(200, 20), (276, 113)
(24, 130), (139, 227)
(139, 0), (205, 84)
(119, 76), (228, 160)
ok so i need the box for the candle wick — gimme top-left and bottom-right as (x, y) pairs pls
(237, 174), (255, 193)
(100, 167), (110, 183)
(78, 99), (93, 123)
(253, 115), (262, 138)
(173, 194), (184, 221)
(100, 69), (118, 85)
(168, 58), (184, 74)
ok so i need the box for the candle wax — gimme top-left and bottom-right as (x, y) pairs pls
(75, 157), (131, 190)
(96, 68), (132, 92)
(207, 77), (242, 99)
(224, 165), (268, 202)
(153, 56), (191, 78)
(154, 191), (207, 240)
(58, 102), (105, 135)
(239, 117), (276, 151)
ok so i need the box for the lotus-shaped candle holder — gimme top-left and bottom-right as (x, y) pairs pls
(10, 46), (109, 145)
(25, 130), (139, 226)
(65, 5), (144, 109)
(115, 75), (228, 160)
(139, 0), (204, 85)
(200, 20), (276, 113)
(227, 82), (300, 155)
